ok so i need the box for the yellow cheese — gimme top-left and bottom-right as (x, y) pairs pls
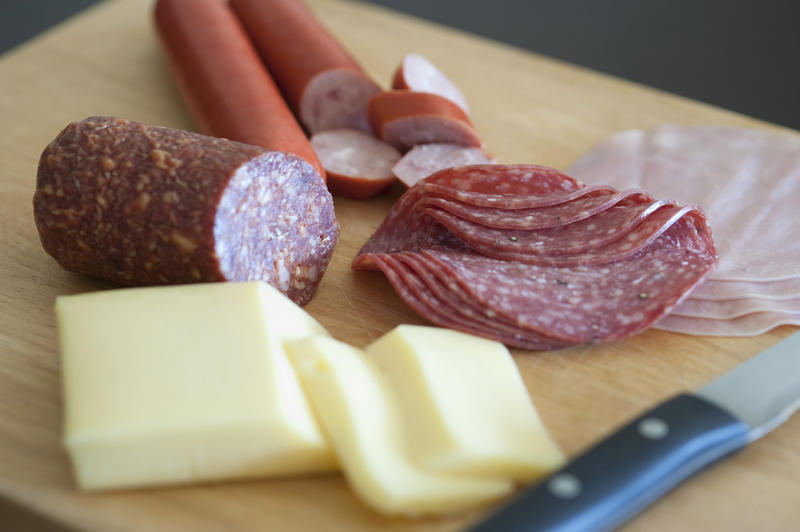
(57, 281), (336, 490)
(366, 325), (565, 481)
(287, 336), (513, 516)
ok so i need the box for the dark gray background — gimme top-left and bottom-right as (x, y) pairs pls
(2, 0), (798, 131)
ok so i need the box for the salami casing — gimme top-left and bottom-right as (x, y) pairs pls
(34, 117), (339, 305)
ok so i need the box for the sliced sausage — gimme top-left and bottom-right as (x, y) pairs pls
(229, 0), (381, 133)
(391, 143), (493, 188)
(154, 0), (325, 178)
(33, 117), (339, 306)
(310, 129), (401, 199)
(392, 53), (470, 113)
(367, 91), (483, 151)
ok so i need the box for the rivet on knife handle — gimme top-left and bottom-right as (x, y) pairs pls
(467, 394), (750, 532)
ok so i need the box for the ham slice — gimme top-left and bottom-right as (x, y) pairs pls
(568, 125), (800, 336)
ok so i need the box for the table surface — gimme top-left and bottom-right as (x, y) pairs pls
(0, 0), (798, 531)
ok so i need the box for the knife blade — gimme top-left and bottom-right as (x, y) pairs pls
(467, 331), (800, 532)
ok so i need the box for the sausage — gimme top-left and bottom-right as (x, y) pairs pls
(229, 0), (381, 133)
(367, 91), (483, 152)
(33, 117), (340, 306)
(391, 143), (493, 188)
(153, 0), (325, 179)
(310, 129), (401, 199)
(392, 54), (470, 114)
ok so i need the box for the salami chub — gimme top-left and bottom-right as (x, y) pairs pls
(34, 116), (339, 305)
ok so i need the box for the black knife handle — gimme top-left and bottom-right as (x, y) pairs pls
(467, 394), (750, 532)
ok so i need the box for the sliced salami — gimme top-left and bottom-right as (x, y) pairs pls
(310, 129), (401, 199)
(379, 254), (571, 351)
(423, 201), (691, 263)
(392, 53), (470, 113)
(391, 143), (493, 188)
(354, 164), (717, 348)
(397, 252), (573, 348)
(417, 187), (647, 230)
(420, 214), (714, 344)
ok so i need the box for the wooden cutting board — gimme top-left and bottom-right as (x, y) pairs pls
(0, 0), (797, 530)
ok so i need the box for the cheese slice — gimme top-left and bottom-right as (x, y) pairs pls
(58, 281), (336, 490)
(287, 336), (513, 516)
(366, 325), (565, 481)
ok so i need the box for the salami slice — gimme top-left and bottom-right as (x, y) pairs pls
(396, 252), (573, 349)
(378, 255), (570, 350)
(34, 117), (339, 305)
(391, 144), (493, 188)
(424, 201), (686, 262)
(655, 312), (800, 336)
(417, 188), (647, 230)
(423, 164), (583, 203)
(421, 214), (714, 344)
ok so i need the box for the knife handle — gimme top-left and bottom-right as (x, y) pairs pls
(468, 394), (750, 532)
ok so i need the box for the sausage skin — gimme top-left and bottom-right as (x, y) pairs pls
(154, 0), (326, 179)
(33, 117), (339, 306)
(367, 91), (483, 152)
(229, 0), (381, 133)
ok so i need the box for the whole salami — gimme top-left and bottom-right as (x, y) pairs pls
(33, 116), (339, 305)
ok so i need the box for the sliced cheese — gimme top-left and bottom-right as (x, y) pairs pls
(366, 325), (565, 481)
(58, 281), (336, 490)
(287, 336), (513, 516)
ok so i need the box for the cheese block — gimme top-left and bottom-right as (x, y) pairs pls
(57, 281), (337, 490)
(366, 325), (565, 481)
(287, 336), (513, 516)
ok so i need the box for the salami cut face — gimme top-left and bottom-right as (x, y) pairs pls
(34, 117), (339, 305)
(353, 164), (716, 349)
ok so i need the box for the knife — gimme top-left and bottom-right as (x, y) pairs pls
(468, 331), (800, 532)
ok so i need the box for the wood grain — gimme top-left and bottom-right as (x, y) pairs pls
(0, 0), (797, 530)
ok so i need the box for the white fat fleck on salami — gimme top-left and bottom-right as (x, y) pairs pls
(670, 295), (800, 319)
(567, 125), (800, 282)
(391, 144), (493, 188)
(654, 311), (800, 336)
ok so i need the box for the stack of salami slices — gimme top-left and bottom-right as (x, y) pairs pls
(568, 125), (800, 336)
(353, 164), (717, 350)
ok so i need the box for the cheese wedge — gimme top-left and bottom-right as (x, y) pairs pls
(58, 281), (336, 490)
(287, 336), (513, 516)
(366, 325), (565, 481)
